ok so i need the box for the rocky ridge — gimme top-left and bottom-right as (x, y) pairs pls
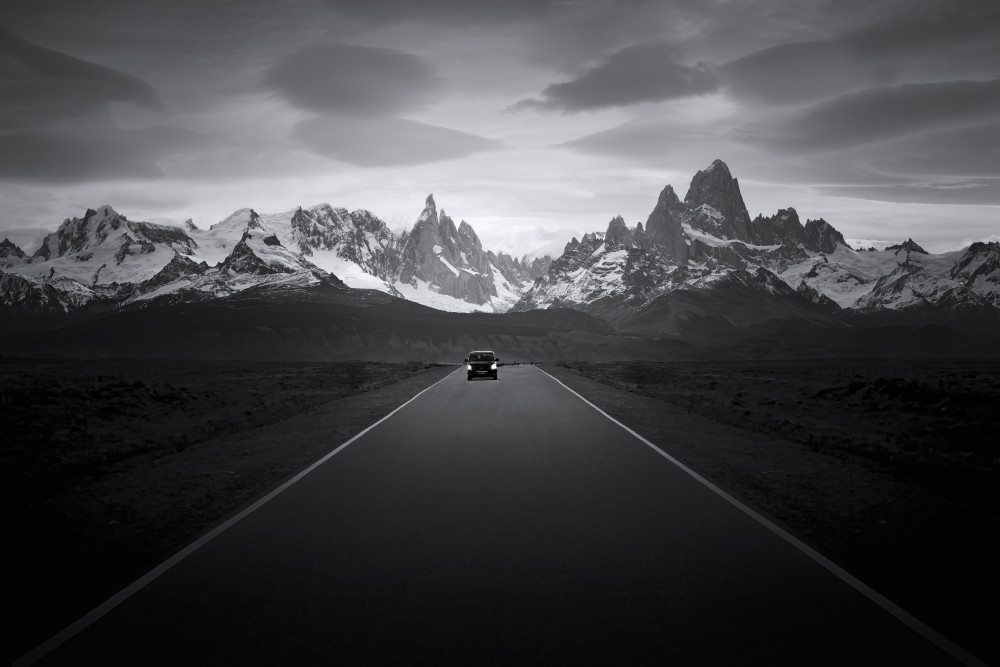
(2, 159), (997, 338)
(512, 159), (1000, 333)
(0, 198), (552, 330)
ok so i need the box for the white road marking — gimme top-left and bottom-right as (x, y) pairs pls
(536, 365), (985, 667)
(19, 364), (983, 667)
(15, 366), (461, 667)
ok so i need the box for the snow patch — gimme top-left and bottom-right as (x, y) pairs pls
(438, 255), (460, 277)
(394, 279), (494, 313)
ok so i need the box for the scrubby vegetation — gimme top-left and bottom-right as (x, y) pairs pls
(544, 359), (1000, 665)
(0, 359), (451, 663)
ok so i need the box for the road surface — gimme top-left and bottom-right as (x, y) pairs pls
(22, 365), (973, 665)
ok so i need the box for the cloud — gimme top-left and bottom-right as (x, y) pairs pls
(720, 41), (896, 106)
(738, 79), (1000, 153)
(512, 41), (718, 112)
(291, 116), (500, 167)
(513, 6), (1000, 113)
(869, 122), (1000, 178)
(324, 0), (614, 26)
(720, 10), (1000, 105)
(0, 26), (207, 184)
(0, 25), (161, 131)
(263, 43), (441, 116)
(0, 123), (205, 182)
(819, 180), (1000, 205)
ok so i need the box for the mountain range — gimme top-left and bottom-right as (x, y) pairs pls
(0, 195), (551, 332)
(512, 160), (1000, 339)
(2, 159), (998, 359)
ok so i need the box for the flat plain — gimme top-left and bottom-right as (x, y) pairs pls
(3, 357), (997, 664)
(541, 359), (999, 665)
(0, 359), (454, 664)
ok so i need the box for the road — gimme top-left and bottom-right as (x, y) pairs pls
(23, 365), (971, 665)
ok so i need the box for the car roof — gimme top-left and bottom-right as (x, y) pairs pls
(469, 350), (494, 354)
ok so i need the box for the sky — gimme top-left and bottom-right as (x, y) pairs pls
(1, 0), (998, 259)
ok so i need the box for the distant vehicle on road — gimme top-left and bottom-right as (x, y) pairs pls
(465, 350), (499, 381)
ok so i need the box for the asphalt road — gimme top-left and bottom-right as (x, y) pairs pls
(24, 365), (970, 665)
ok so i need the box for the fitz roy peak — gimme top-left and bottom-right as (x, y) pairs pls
(513, 159), (1000, 334)
(2, 159), (998, 337)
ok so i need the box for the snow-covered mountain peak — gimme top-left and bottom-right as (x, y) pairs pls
(2, 195), (553, 319)
(246, 209), (265, 230)
(30, 205), (127, 261)
(514, 159), (1000, 327)
(349, 209), (384, 233)
(211, 208), (256, 232)
(0, 238), (26, 260)
(948, 241), (1000, 306)
(4, 205), (199, 290)
(85, 205), (121, 226)
(888, 238), (929, 255)
(221, 221), (314, 277)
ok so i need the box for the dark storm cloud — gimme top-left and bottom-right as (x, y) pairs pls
(0, 124), (206, 182)
(0, 26), (206, 184)
(510, 3), (1000, 113)
(291, 117), (500, 167)
(512, 42), (718, 112)
(740, 79), (1000, 153)
(264, 44), (440, 116)
(720, 10), (1000, 105)
(0, 25), (161, 130)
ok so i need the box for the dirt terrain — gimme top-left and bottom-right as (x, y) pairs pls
(541, 360), (999, 666)
(1, 359), (455, 664)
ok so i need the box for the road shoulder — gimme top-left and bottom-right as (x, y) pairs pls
(6, 362), (457, 665)
(539, 361), (994, 667)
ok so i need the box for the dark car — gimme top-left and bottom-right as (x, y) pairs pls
(465, 350), (499, 381)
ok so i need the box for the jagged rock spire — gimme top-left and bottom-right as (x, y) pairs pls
(605, 215), (633, 250)
(684, 159), (751, 241)
(645, 184), (688, 261)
